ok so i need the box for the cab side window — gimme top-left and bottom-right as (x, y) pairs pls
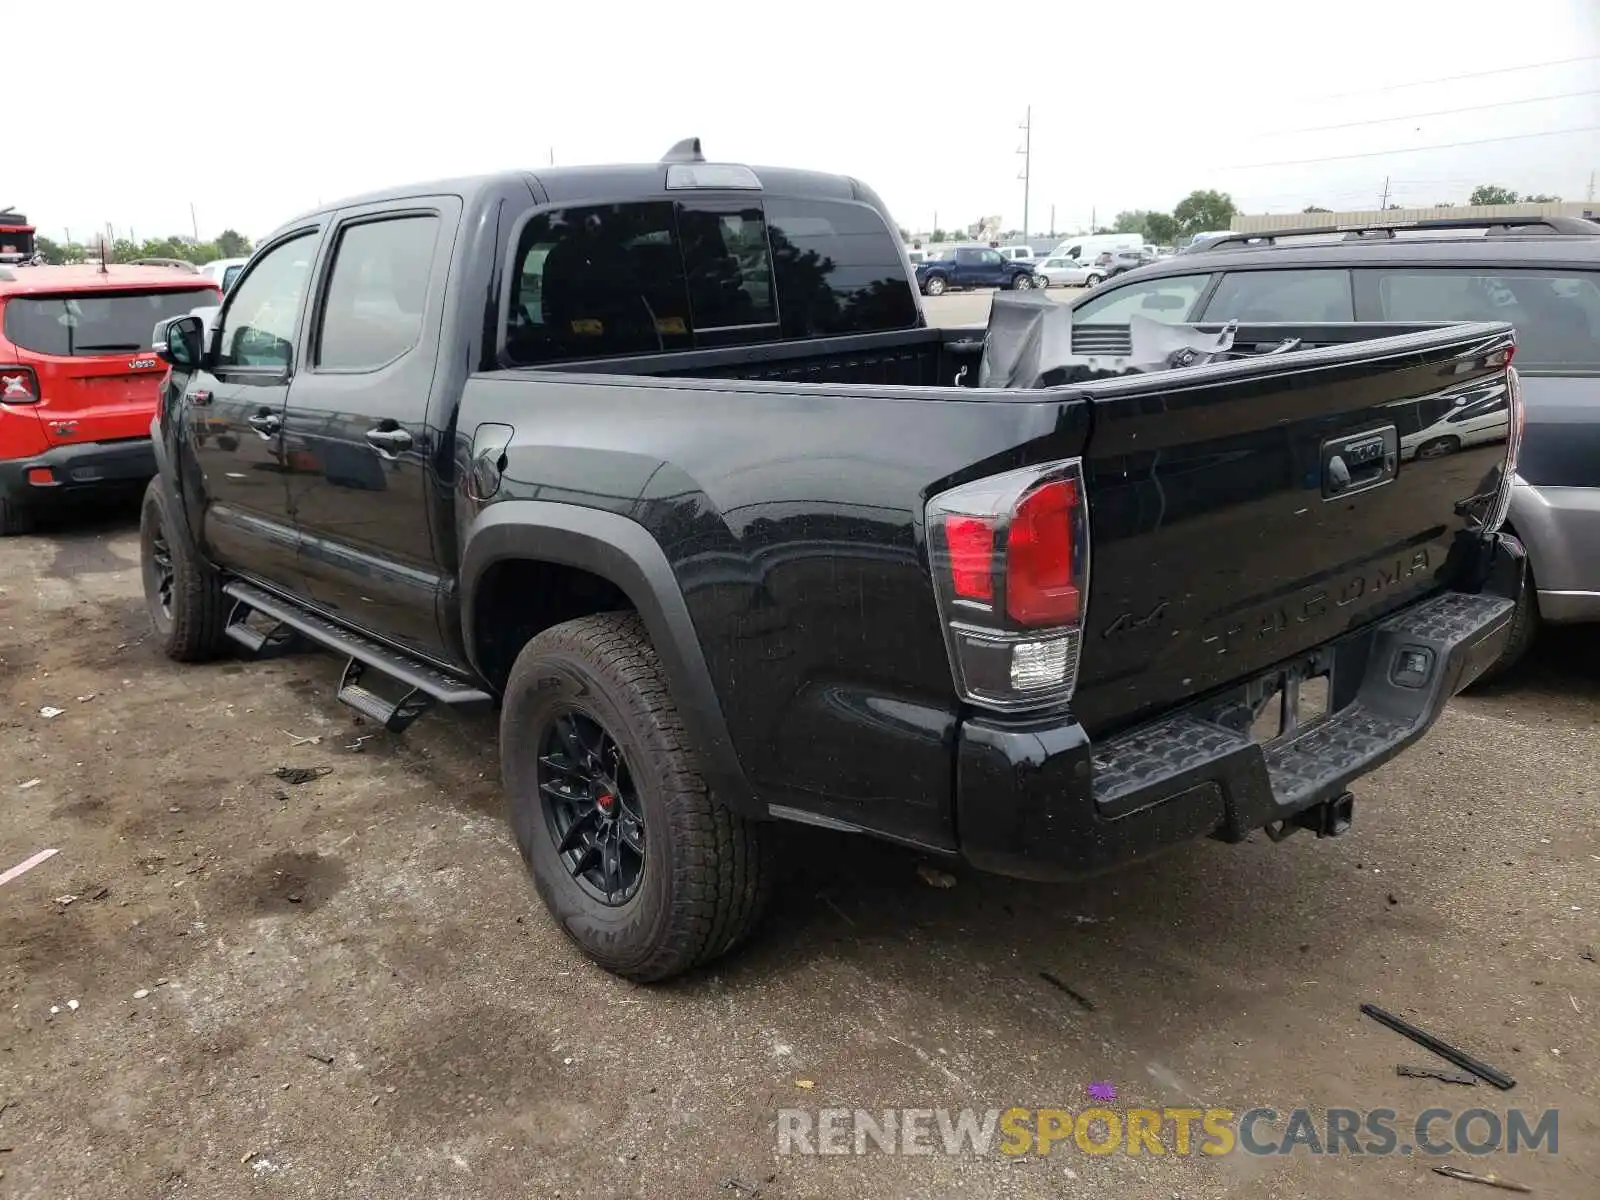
(1072, 273), (1212, 324)
(1200, 269), (1353, 322)
(315, 216), (440, 371)
(216, 232), (318, 370)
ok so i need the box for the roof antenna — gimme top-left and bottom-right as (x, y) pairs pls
(97, 235), (108, 274)
(660, 137), (705, 164)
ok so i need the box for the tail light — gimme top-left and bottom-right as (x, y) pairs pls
(1, 366), (39, 404)
(926, 459), (1090, 712)
(1484, 365), (1525, 535)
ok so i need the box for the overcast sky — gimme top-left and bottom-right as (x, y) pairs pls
(15, 0), (1600, 244)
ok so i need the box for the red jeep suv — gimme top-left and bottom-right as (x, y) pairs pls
(0, 263), (220, 533)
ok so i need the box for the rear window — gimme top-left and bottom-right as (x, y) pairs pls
(1355, 268), (1600, 372)
(3, 287), (218, 356)
(504, 196), (918, 365)
(764, 199), (919, 338)
(222, 265), (244, 291)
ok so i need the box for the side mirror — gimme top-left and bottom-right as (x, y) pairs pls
(152, 315), (204, 369)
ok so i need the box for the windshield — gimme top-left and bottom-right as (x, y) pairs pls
(3, 287), (218, 356)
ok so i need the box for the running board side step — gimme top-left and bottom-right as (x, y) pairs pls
(223, 581), (492, 733)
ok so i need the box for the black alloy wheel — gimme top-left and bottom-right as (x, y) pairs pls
(539, 708), (646, 906)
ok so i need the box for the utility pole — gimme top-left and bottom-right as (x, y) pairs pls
(933, 209), (938, 236)
(1379, 176), (1391, 208)
(190, 203), (199, 241)
(1588, 170), (1595, 202)
(1091, 205), (1096, 232)
(1016, 107), (1032, 237)
(1050, 204), (1056, 237)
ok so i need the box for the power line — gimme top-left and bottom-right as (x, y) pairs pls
(1227, 125), (1600, 170)
(1264, 89), (1600, 136)
(1300, 55), (1600, 101)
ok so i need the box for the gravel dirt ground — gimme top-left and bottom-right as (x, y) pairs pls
(1, 330), (1596, 1198)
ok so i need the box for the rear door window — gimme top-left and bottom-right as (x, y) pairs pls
(1354, 268), (1600, 371)
(506, 202), (694, 365)
(763, 198), (920, 338)
(315, 215), (440, 371)
(4, 288), (218, 356)
(1200, 269), (1354, 322)
(1072, 273), (1212, 324)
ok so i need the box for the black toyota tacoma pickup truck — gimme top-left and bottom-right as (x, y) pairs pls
(140, 139), (1527, 982)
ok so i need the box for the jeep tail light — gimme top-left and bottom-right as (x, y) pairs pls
(927, 459), (1090, 712)
(1485, 365), (1525, 535)
(1, 366), (39, 404)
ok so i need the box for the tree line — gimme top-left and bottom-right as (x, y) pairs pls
(33, 230), (254, 266)
(906, 182), (1570, 248)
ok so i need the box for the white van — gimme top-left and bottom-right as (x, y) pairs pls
(1047, 233), (1143, 263)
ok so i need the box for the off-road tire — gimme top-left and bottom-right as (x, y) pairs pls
(1465, 566), (1539, 690)
(0, 495), (35, 536)
(502, 612), (773, 982)
(139, 478), (228, 662)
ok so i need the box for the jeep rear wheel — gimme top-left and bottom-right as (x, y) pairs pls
(502, 612), (773, 982)
(139, 478), (228, 662)
(0, 496), (35, 537)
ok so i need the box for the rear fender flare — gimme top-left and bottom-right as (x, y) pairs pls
(459, 500), (760, 816)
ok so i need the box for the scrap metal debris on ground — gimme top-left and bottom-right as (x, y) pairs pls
(1396, 1064), (1477, 1086)
(1432, 1164), (1533, 1193)
(1361, 1004), (1516, 1091)
(272, 767), (333, 786)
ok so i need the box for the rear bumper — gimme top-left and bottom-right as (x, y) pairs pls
(1507, 478), (1600, 624)
(955, 534), (1525, 882)
(0, 437), (155, 506)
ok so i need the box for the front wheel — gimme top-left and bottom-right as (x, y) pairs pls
(139, 478), (228, 662)
(1084, 273), (1104, 287)
(1416, 436), (1460, 460)
(502, 612), (774, 982)
(923, 275), (948, 296)
(1012, 274), (1032, 290)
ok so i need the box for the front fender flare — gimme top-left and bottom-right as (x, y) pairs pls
(459, 500), (760, 816)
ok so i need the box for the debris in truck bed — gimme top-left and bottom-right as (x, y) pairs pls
(916, 864), (957, 889)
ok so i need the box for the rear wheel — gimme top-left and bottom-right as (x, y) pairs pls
(502, 612), (774, 982)
(0, 495), (35, 537)
(139, 478), (228, 662)
(1416, 436), (1460, 460)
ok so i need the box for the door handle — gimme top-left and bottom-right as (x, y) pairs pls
(365, 426), (413, 456)
(247, 412), (282, 438)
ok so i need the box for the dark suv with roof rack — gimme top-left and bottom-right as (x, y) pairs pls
(1063, 214), (1600, 684)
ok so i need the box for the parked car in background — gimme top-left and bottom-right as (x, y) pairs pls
(200, 257), (249, 292)
(1048, 232), (1143, 265)
(1032, 254), (1097, 288)
(916, 245), (1037, 294)
(1065, 214), (1600, 682)
(1086, 247), (1158, 284)
(0, 263), (221, 533)
(997, 245), (1038, 262)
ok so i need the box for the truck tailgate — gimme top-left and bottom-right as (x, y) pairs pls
(1073, 322), (1515, 736)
